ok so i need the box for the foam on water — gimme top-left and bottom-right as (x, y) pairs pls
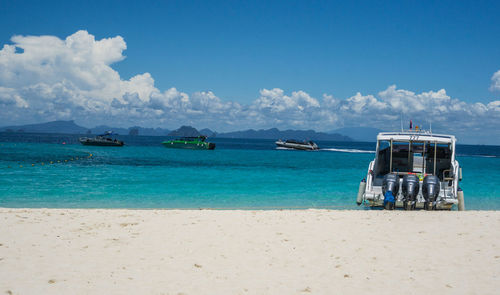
(321, 148), (375, 154)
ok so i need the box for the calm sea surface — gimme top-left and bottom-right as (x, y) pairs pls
(0, 133), (499, 210)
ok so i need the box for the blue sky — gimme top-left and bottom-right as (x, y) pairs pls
(1, 0), (500, 143)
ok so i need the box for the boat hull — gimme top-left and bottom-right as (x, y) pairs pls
(80, 140), (124, 147)
(276, 142), (318, 150)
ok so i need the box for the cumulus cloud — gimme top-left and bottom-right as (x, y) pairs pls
(1, 31), (500, 143)
(249, 89), (322, 128)
(491, 70), (500, 92)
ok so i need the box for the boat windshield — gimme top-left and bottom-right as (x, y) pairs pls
(285, 139), (308, 144)
(373, 140), (452, 182)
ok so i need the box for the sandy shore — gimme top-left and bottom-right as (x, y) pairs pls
(0, 209), (499, 294)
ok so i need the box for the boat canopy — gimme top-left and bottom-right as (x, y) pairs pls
(373, 131), (456, 179)
(377, 131), (455, 144)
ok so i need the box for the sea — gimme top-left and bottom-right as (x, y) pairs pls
(0, 132), (499, 210)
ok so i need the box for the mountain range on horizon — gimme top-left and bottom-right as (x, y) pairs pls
(0, 120), (89, 135)
(0, 121), (172, 137)
(0, 120), (389, 142)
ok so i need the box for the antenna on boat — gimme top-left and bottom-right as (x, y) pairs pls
(400, 113), (403, 132)
(429, 119), (432, 133)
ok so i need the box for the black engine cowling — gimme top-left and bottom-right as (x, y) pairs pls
(382, 174), (399, 210)
(402, 174), (420, 201)
(422, 175), (440, 210)
(402, 174), (419, 210)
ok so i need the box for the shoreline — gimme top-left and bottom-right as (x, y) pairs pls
(1, 209), (499, 294)
(0, 206), (485, 210)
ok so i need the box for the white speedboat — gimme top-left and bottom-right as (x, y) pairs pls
(356, 129), (465, 210)
(276, 139), (319, 150)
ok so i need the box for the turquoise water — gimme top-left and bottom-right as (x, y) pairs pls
(0, 136), (499, 210)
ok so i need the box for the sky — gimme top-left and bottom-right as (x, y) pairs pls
(0, 0), (499, 144)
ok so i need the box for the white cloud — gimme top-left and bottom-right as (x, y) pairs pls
(1, 31), (500, 143)
(254, 88), (320, 112)
(249, 89), (323, 128)
(342, 92), (386, 113)
(0, 86), (29, 108)
(490, 70), (500, 92)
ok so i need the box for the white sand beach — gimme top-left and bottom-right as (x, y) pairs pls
(0, 209), (499, 294)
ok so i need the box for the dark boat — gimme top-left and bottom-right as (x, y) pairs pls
(162, 136), (215, 150)
(79, 131), (124, 146)
(275, 139), (319, 150)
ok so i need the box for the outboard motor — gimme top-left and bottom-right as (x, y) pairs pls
(402, 174), (420, 210)
(382, 174), (399, 210)
(422, 175), (440, 210)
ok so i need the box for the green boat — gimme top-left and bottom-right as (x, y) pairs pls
(162, 136), (216, 150)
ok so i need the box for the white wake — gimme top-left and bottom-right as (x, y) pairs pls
(321, 148), (375, 154)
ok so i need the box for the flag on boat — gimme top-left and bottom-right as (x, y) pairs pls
(409, 120), (413, 130)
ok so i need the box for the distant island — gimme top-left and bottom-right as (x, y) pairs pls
(0, 120), (171, 137)
(168, 126), (204, 137)
(0, 120), (362, 141)
(166, 126), (350, 141)
(0, 120), (89, 134)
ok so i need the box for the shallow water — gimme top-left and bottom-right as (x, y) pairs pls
(0, 134), (498, 209)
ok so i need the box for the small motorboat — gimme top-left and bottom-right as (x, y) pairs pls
(162, 136), (215, 150)
(356, 126), (464, 211)
(79, 131), (124, 146)
(275, 139), (319, 150)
